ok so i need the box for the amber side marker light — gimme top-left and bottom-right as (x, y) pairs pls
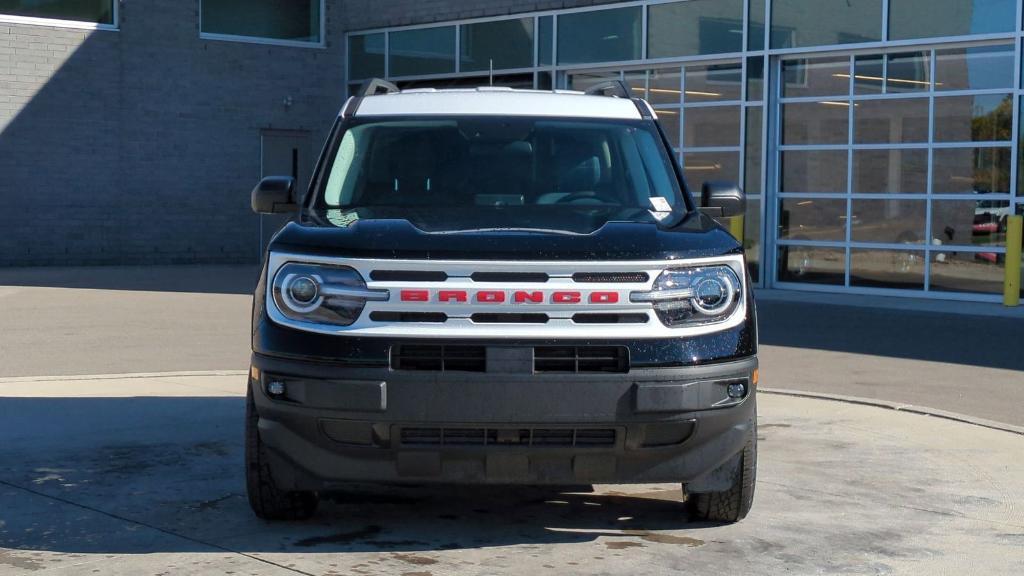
(250, 366), (261, 380)
(752, 369), (759, 387)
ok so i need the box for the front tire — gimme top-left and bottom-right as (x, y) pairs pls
(245, 384), (319, 521)
(688, 420), (757, 523)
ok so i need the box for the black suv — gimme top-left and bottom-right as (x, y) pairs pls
(247, 81), (757, 523)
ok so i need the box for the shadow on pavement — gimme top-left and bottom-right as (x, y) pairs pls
(0, 265), (261, 295)
(0, 396), (711, 556)
(757, 300), (1024, 372)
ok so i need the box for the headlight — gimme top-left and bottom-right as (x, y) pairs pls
(271, 263), (389, 326)
(630, 265), (742, 327)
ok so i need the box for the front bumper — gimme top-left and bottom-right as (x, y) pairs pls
(250, 353), (756, 490)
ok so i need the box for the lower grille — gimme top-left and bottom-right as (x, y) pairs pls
(400, 427), (617, 448)
(391, 345), (630, 373)
(391, 345), (486, 372)
(533, 346), (629, 373)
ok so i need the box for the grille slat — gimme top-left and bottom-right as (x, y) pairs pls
(400, 427), (616, 448)
(572, 272), (650, 283)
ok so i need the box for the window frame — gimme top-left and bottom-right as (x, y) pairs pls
(199, 0), (326, 49)
(0, 1), (119, 31)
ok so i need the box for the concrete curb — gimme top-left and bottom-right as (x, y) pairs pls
(761, 387), (1024, 437)
(0, 370), (248, 384)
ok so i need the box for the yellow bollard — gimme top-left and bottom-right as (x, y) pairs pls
(729, 215), (745, 243)
(1005, 215), (1022, 307)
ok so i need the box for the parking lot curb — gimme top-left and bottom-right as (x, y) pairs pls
(0, 370), (248, 384)
(761, 387), (1024, 436)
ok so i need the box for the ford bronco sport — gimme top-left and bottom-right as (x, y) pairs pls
(247, 80), (757, 523)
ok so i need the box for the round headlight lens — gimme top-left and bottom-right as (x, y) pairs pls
(692, 274), (735, 315)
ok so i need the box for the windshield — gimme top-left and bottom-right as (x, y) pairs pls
(317, 116), (685, 219)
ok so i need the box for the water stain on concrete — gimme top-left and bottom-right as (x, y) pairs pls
(392, 553), (438, 566)
(401, 572), (433, 576)
(293, 525), (382, 547)
(621, 531), (704, 546)
(605, 541), (645, 550)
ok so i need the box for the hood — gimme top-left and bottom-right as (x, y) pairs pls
(268, 206), (742, 262)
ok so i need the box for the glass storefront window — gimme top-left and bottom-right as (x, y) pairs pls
(889, 0), (1017, 41)
(0, 0), (113, 24)
(349, 34), (385, 80)
(744, 197), (763, 282)
(932, 199), (1011, 247)
(854, 98), (930, 144)
(568, 71), (621, 92)
(538, 16), (553, 67)
(685, 106), (742, 148)
(685, 63), (743, 102)
(624, 70), (648, 100)
(781, 150), (849, 193)
(683, 151), (740, 190)
(749, 0), (766, 51)
(460, 18), (534, 72)
(649, 68), (682, 105)
(854, 55), (885, 94)
(850, 249), (926, 289)
(887, 52), (932, 92)
(782, 101), (851, 145)
(933, 94), (1013, 142)
(747, 56), (765, 101)
(771, 0), (883, 49)
(202, 0), (320, 42)
(930, 252), (1006, 294)
(745, 107), (764, 194)
(782, 56), (852, 98)
(933, 147), (1012, 193)
(657, 109), (681, 148)
(648, 0), (745, 58)
(389, 27), (456, 77)
(557, 6), (642, 65)
(778, 246), (847, 285)
(851, 199), (927, 243)
(779, 198), (848, 241)
(853, 149), (929, 193)
(934, 45), (1015, 91)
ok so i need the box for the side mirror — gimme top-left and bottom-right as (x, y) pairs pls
(700, 181), (745, 218)
(251, 176), (297, 214)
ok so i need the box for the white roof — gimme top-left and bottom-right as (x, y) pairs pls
(349, 87), (644, 120)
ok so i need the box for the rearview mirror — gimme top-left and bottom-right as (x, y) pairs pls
(251, 176), (297, 214)
(700, 181), (745, 218)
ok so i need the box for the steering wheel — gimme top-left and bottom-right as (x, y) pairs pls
(555, 191), (607, 204)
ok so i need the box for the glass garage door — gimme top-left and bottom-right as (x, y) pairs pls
(773, 44), (1016, 297)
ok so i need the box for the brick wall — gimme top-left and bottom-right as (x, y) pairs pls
(0, 1), (346, 266)
(0, 0), (629, 266)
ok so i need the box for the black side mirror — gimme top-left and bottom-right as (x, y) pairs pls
(251, 176), (297, 214)
(700, 181), (746, 218)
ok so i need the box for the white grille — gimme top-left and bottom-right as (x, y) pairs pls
(265, 252), (747, 339)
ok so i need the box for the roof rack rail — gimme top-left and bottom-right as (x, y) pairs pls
(356, 78), (400, 97)
(584, 80), (633, 99)
(343, 78), (400, 118)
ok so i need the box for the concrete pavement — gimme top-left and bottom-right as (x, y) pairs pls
(1, 373), (1022, 575)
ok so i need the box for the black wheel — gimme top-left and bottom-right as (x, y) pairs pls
(245, 384), (319, 520)
(688, 419), (757, 523)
